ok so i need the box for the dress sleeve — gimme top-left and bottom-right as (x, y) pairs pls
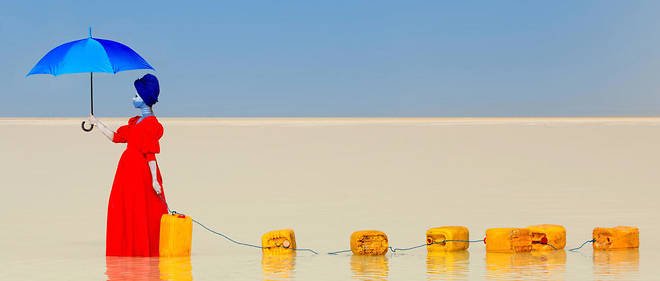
(113, 116), (139, 143)
(112, 125), (130, 143)
(142, 121), (164, 161)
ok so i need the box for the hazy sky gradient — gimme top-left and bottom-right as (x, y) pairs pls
(2, 1), (660, 117)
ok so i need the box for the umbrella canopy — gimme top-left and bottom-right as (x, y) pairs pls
(27, 35), (154, 76)
(27, 29), (155, 132)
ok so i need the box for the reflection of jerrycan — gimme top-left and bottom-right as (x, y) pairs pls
(530, 250), (567, 278)
(350, 255), (389, 281)
(426, 251), (469, 280)
(105, 256), (160, 281)
(486, 252), (533, 279)
(486, 251), (567, 280)
(593, 249), (639, 279)
(262, 253), (296, 281)
(159, 257), (193, 281)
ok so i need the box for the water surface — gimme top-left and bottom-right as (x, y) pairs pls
(0, 118), (656, 280)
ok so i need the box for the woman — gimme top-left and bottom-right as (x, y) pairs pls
(89, 73), (168, 257)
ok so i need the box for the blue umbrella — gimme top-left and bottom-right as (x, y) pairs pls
(27, 28), (154, 131)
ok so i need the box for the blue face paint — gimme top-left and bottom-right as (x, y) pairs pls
(133, 94), (146, 108)
(133, 93), (153, 123)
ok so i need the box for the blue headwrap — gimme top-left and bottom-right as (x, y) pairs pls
(134, 74), (160, 107)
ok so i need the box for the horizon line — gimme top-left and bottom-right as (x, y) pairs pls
(2, 116), (660, 120)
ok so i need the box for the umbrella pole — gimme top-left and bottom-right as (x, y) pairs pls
(81, 72), (94, 132)
(90, 72), (94, 115)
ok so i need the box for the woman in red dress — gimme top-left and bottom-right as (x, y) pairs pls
(89, 74), (168, 256)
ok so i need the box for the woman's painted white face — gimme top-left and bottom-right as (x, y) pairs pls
(133, 92), (145, 108)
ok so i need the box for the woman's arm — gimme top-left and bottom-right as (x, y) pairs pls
(89, 114), (115, 142)
(148, 160), (161, 194)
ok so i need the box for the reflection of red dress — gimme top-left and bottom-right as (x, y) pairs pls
(106, 116), (167, 257)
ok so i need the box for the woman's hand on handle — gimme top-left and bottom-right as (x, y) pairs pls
(152, 179), (161, 195)
(89, 114), (115, 142)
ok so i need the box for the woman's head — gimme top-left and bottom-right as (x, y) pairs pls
(133, 92), (146, 108)
(134, 74), (159, 107)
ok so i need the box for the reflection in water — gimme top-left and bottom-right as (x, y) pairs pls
(486, 251), (566, 280)
(159, 257), (193, 281)
(530, 250), (566, 279)
(350, 255), (389, 281)
(105, 256), (193, 281)
(426, 250), (469, 280)
(106, 257), (159, 281)
(262, 253), (296, 281)
(593, 249), (639, 280)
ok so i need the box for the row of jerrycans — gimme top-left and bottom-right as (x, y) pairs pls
(157, 213), (639, 256)
(484, 225), (639, 253)
(260, 225), (639, 256)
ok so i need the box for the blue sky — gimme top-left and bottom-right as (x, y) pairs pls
(2, 1), (660, 117)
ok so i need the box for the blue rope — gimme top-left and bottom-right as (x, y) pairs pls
(389, 244), (426, 252)
(390, 239), (485, 253)
(328, 249), (353, 255)
(157, 194), (318, 255)
(569, 239), (595, 251)
(157, 193), (172, 214)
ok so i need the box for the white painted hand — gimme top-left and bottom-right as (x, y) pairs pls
(89, 114), (99, 125)
(153, 179), (161, 195)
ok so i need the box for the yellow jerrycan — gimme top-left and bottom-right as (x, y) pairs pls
(261, 229), (297, 255)
(593, 226), (639, 250)
(159, 214), (193, 257)
(426, 226), (470, 252)
(485, 228), (532, 253)
(351, 230), (389, 256)
(525, 224), (566, 251)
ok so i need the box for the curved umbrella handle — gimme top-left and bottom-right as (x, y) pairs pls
(81, 120), (94, 132)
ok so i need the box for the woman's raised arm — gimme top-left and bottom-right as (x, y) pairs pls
(89, 114), (115, 142)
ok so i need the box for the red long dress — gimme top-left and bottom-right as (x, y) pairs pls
(106, 115), (168, 257)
